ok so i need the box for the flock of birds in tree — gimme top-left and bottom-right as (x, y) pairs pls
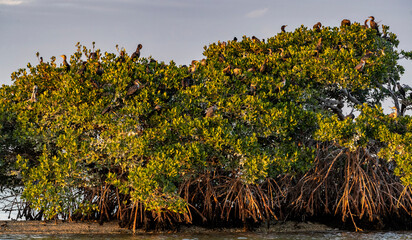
(29, 16), (409, 119)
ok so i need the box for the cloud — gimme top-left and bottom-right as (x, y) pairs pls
(245, 7), (268, 18)
(0, 0), (28, 5)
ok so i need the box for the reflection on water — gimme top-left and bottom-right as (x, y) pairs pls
(1, 232), (412, 240)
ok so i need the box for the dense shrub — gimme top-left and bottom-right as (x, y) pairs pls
(1, 20), (412, 231)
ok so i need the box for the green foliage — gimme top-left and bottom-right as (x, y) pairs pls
(0, 21), (411, 227)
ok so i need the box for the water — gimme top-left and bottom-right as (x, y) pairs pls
(1, 232), (412, 240)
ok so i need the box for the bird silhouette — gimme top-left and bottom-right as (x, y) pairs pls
(363, 19), (369, 28)
(341, 19), (351, 27)
(279, 48), (291, 60)
(313, 22), (322, 32)
(205, 105), (217, 118)
(361, 50), (373, 60)
(60, 55), (70, 72)
(354, 59), (366, 72)
(389, 106), (398, 119)
(252, 36), (261, 44)
(29, 85), (38, 102)
(131, 44), (143, 61)
(368, 16), (380, 35)
(281, 25), (287, 33)
(77, 61), (87, 76)
(315, 37), (323, 55)
(397, 83), (406, 115)
(89, 52), (98, 61)
(126, 79), (143, 96)
(250, 83), (257, 95)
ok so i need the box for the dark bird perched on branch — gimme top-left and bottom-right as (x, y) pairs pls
(205, 105), (217, 118)
(315, 37), (323, 56)
(361, 50), (373, 60)
(131, 44), (143, 61)
(60, 55), (70, 72)
(281, 25), (287, 33)
(252, 36), (261, 44)
(341, 19), (351, 27)
(77, 61), (87, 76)
(389, 106), (398, 119)
(126, 79), (143, 97)
(363, 19), (369, 28)
(397, 82), (407, 115)
(354, 59), (366, 72)
(369, 16), (380, 35)
(313, 22), (322, 32)
(345, 113), (355, 120)
(29, 85), (38, 102)
(279, 48), (291, 60)
(250, 83), (257, 96)
(181, 77), (193, 89)
(88, 52), (98, 61)
(101, 98), (124, 115)
(233, 37), (238, 42)
(260, 59), (268, 73)
(219, 53), (226, 62)
(222, 65), (231, 75)
(116, 50), (126, 63)
(96, 62), (104, 76)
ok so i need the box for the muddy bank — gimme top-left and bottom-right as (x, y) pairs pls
(0, 220), (336, 235)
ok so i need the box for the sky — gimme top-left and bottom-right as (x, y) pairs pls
(1, 0), (412, 112)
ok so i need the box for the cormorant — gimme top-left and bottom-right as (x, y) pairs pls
(259, 59), (268, 73)
(363, 19), (369, 28)
(205, 105), (217, 118)
(252, 36), (261, 44)
(389, 107), (398, 119)
(223, 65), (231, 75)
(233, 68), (242, 76)
(154, 105), (162, 111)
(116, 50), (126, 63)
(250, 83), (257, 95)
(397, 83), (406, 115)
(345, 113), (355, 120)
(341, 19), (351, 27)
(181, 77), (193, 89)
(89, 52), (98, 60)
(361, 50), (373, 60)
(354, 59), (366, 72)
(60, 55), (70, 72)
(279, 48), (290, 60)
(131, 44), (143, 61)
(313, 22), (322, 32)
(219, 53), (226, 62)
(189, 60), (198, 73)
(126, 79), (142, 96)
(368, 16), (380, 34)
(29, 85), (38, 102)
(315, 37), (322, 55)
(77, 61), (87, 75)
(281, 25), (287, 33)
(96, 62), (104, 76)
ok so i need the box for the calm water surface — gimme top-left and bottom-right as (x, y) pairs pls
(1, 232), (412, 240)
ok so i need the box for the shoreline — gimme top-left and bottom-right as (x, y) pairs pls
(0, 220), (336, 235)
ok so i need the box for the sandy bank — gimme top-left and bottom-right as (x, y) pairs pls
(0, 220), (335, 235)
